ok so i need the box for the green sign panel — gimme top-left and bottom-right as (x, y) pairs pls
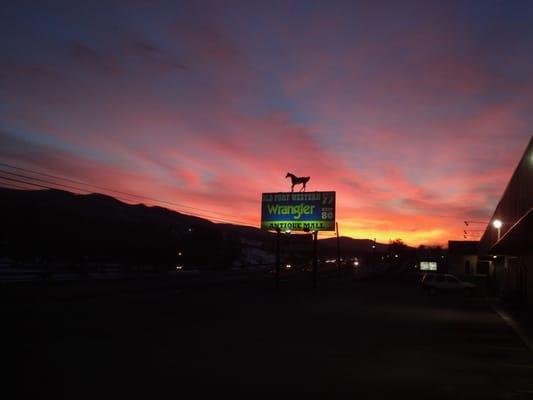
(261, 191), (336, 231)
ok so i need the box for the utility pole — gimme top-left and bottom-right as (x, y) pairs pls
(312, 230), (318, 289)
(372, 238), (376, 271)
(336, 222), (341, 275)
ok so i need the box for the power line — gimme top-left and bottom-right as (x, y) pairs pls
(0, 169), (138, 202)
(0, 175), (54, 191)
(0, 171), (255, 226)
(0, 162), (253, 224)
(0, 162), (241, 220)
(0, 175), (254, 226)
(0, 178), (34, 191)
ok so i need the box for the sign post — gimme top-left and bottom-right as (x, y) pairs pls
(312, 230), (318, 289)
(275, 228), (281, 289)
(336, 222), (341, 275)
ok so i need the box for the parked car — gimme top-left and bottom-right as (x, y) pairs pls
(421, 273), (477, 294)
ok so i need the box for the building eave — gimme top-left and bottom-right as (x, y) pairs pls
(490, 207), (533, 256)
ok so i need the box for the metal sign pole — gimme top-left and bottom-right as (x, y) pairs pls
(275, 228), (281, 289)
(312, 230), (318, 289)
(336, 222), (341, 275)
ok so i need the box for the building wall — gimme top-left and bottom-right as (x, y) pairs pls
(504, 257), (521, 299)
(488, 257), (505, 293)
(500, 254), (533, 305)
(524, 252), (533, 310)
(478, 136), (533, 312)
(448, 254), (478, 276)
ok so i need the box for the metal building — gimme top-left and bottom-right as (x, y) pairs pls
(447, 241), (480, 276)
(479, 136), (533, 307)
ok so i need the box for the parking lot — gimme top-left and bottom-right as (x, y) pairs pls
(3, 274), (533, 398)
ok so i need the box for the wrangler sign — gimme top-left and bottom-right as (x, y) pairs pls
(261, 191), (336, 231)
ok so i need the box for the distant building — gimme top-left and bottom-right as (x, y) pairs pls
(479, 136), (533, 307)
(416, 246), (447, 274)
(447, 241), (480, 276)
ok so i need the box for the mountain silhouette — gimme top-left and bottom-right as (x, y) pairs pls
(0, 188), (240, 269)
(0, 188), (388, 269)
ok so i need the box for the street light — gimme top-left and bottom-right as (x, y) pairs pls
(492, 219), (502, 241)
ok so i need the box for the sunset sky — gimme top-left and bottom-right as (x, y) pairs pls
(1, 1), (532, 246)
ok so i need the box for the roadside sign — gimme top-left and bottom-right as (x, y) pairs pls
(261, 191), (336, 231)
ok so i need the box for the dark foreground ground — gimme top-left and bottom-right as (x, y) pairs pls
(3, 275), (533, 399)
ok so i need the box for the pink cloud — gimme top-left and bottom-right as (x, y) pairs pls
(2, 3), (532, 247)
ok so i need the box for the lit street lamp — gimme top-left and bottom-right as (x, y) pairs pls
(492, 219), (502, 241)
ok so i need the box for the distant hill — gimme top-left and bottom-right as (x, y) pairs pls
(0, 188), (239, 268)
(319, 237), (388, 255)
(0, 188), (390, 268)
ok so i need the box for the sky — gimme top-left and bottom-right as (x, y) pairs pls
(1, 0), (532, 246)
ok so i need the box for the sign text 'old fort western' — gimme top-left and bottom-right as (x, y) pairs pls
(261, 192), (336, 231)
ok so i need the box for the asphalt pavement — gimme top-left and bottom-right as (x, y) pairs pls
(3, 274), (533, 399)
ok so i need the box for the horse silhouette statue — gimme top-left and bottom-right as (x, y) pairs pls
(286, 172), (310, 192)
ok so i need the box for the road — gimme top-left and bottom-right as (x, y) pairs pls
(3, 274), (533, 399)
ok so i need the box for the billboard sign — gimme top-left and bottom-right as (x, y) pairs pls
(420, 261), (437, 271)
(261, 191), (336, 231)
